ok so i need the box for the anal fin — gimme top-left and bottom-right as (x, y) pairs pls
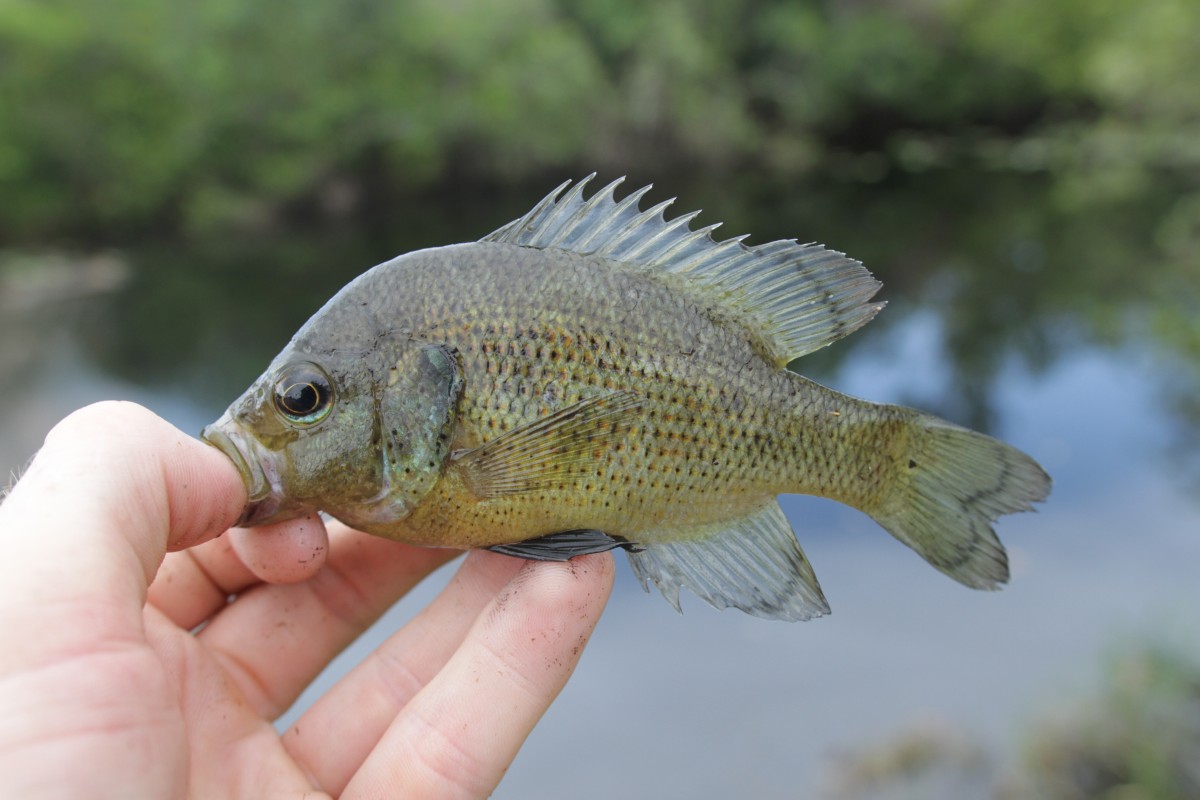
(626, 500), (829, 622)
(487, 529), (643, 562)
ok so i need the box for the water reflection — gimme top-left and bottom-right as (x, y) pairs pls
(24, 166), (1198, 470)
(1, 165), (1197, 797)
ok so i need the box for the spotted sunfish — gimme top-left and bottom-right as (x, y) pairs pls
(202, 176), (1051, 621)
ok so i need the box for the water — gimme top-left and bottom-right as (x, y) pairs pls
(3, 167), (1198, 797)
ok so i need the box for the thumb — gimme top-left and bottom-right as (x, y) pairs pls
(0, 401), (245, 670)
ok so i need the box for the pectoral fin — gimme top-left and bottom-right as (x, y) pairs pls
(454, 390), (642, 497)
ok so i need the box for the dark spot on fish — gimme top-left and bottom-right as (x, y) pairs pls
(909, 459), (918, 469)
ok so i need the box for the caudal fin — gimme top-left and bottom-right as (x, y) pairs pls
(869, 415), (1051, 589)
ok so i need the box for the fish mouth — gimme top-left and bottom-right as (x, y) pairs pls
(201, 412), (305, 527)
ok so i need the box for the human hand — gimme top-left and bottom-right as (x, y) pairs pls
(0, 401), (613, 798)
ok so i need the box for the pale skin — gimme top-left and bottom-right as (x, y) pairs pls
(0, 401), (614, 799)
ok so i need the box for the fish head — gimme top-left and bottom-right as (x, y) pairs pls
(201, 345), (384, 527)
(202, 326), (465, 531)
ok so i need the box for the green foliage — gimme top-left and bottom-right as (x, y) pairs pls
(1021, 649), (1200, 799)
(954, 0), (1200, 168)
(827, 647), (1200, 799)
(0, 0), (1196, 240)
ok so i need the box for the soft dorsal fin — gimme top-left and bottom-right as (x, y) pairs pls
(483, 175), (885, 365)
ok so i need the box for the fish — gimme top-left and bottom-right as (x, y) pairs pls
(201, 175), (1051, 621)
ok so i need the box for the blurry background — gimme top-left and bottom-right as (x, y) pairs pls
(2, 0), (1198, 796)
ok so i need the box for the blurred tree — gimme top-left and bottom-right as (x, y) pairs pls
(826, 647), (1200, 799)
(0, 0), (1196, 240)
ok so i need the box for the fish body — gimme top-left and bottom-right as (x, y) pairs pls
(203, 177), (1050, 620)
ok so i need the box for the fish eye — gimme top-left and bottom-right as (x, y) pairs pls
(272, 363), (334, 425)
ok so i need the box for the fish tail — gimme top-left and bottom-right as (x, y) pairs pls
(863, 412), (1051, 589)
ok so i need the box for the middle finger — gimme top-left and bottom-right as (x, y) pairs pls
(148, 535), (258, 630)
(282, 550), (527, 795)
(196, 521), (457, 719)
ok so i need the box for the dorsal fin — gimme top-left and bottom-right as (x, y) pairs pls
(483, 175), (885, 364)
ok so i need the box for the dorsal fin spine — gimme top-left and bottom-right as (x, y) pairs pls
(481, 175), (884, 363)
(687, 236), (749, 278)
(576, 181), (643, 250)
(540, 177), (600, 246)
(515, 179), (571, 239)
(626, 209), (700, 264)
(659, 225), (722, 270)
(572, 185), (626, 250)
(597, 193), (672, 257)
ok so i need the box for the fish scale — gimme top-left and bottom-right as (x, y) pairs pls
(408, 241), (906, 543)
(435, 321), (785, 543)
(203, 175), (1050, 621)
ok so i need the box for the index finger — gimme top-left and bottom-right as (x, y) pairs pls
(0, 401), (246, 673)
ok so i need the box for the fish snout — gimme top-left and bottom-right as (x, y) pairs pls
(201, 413), (305, 527)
